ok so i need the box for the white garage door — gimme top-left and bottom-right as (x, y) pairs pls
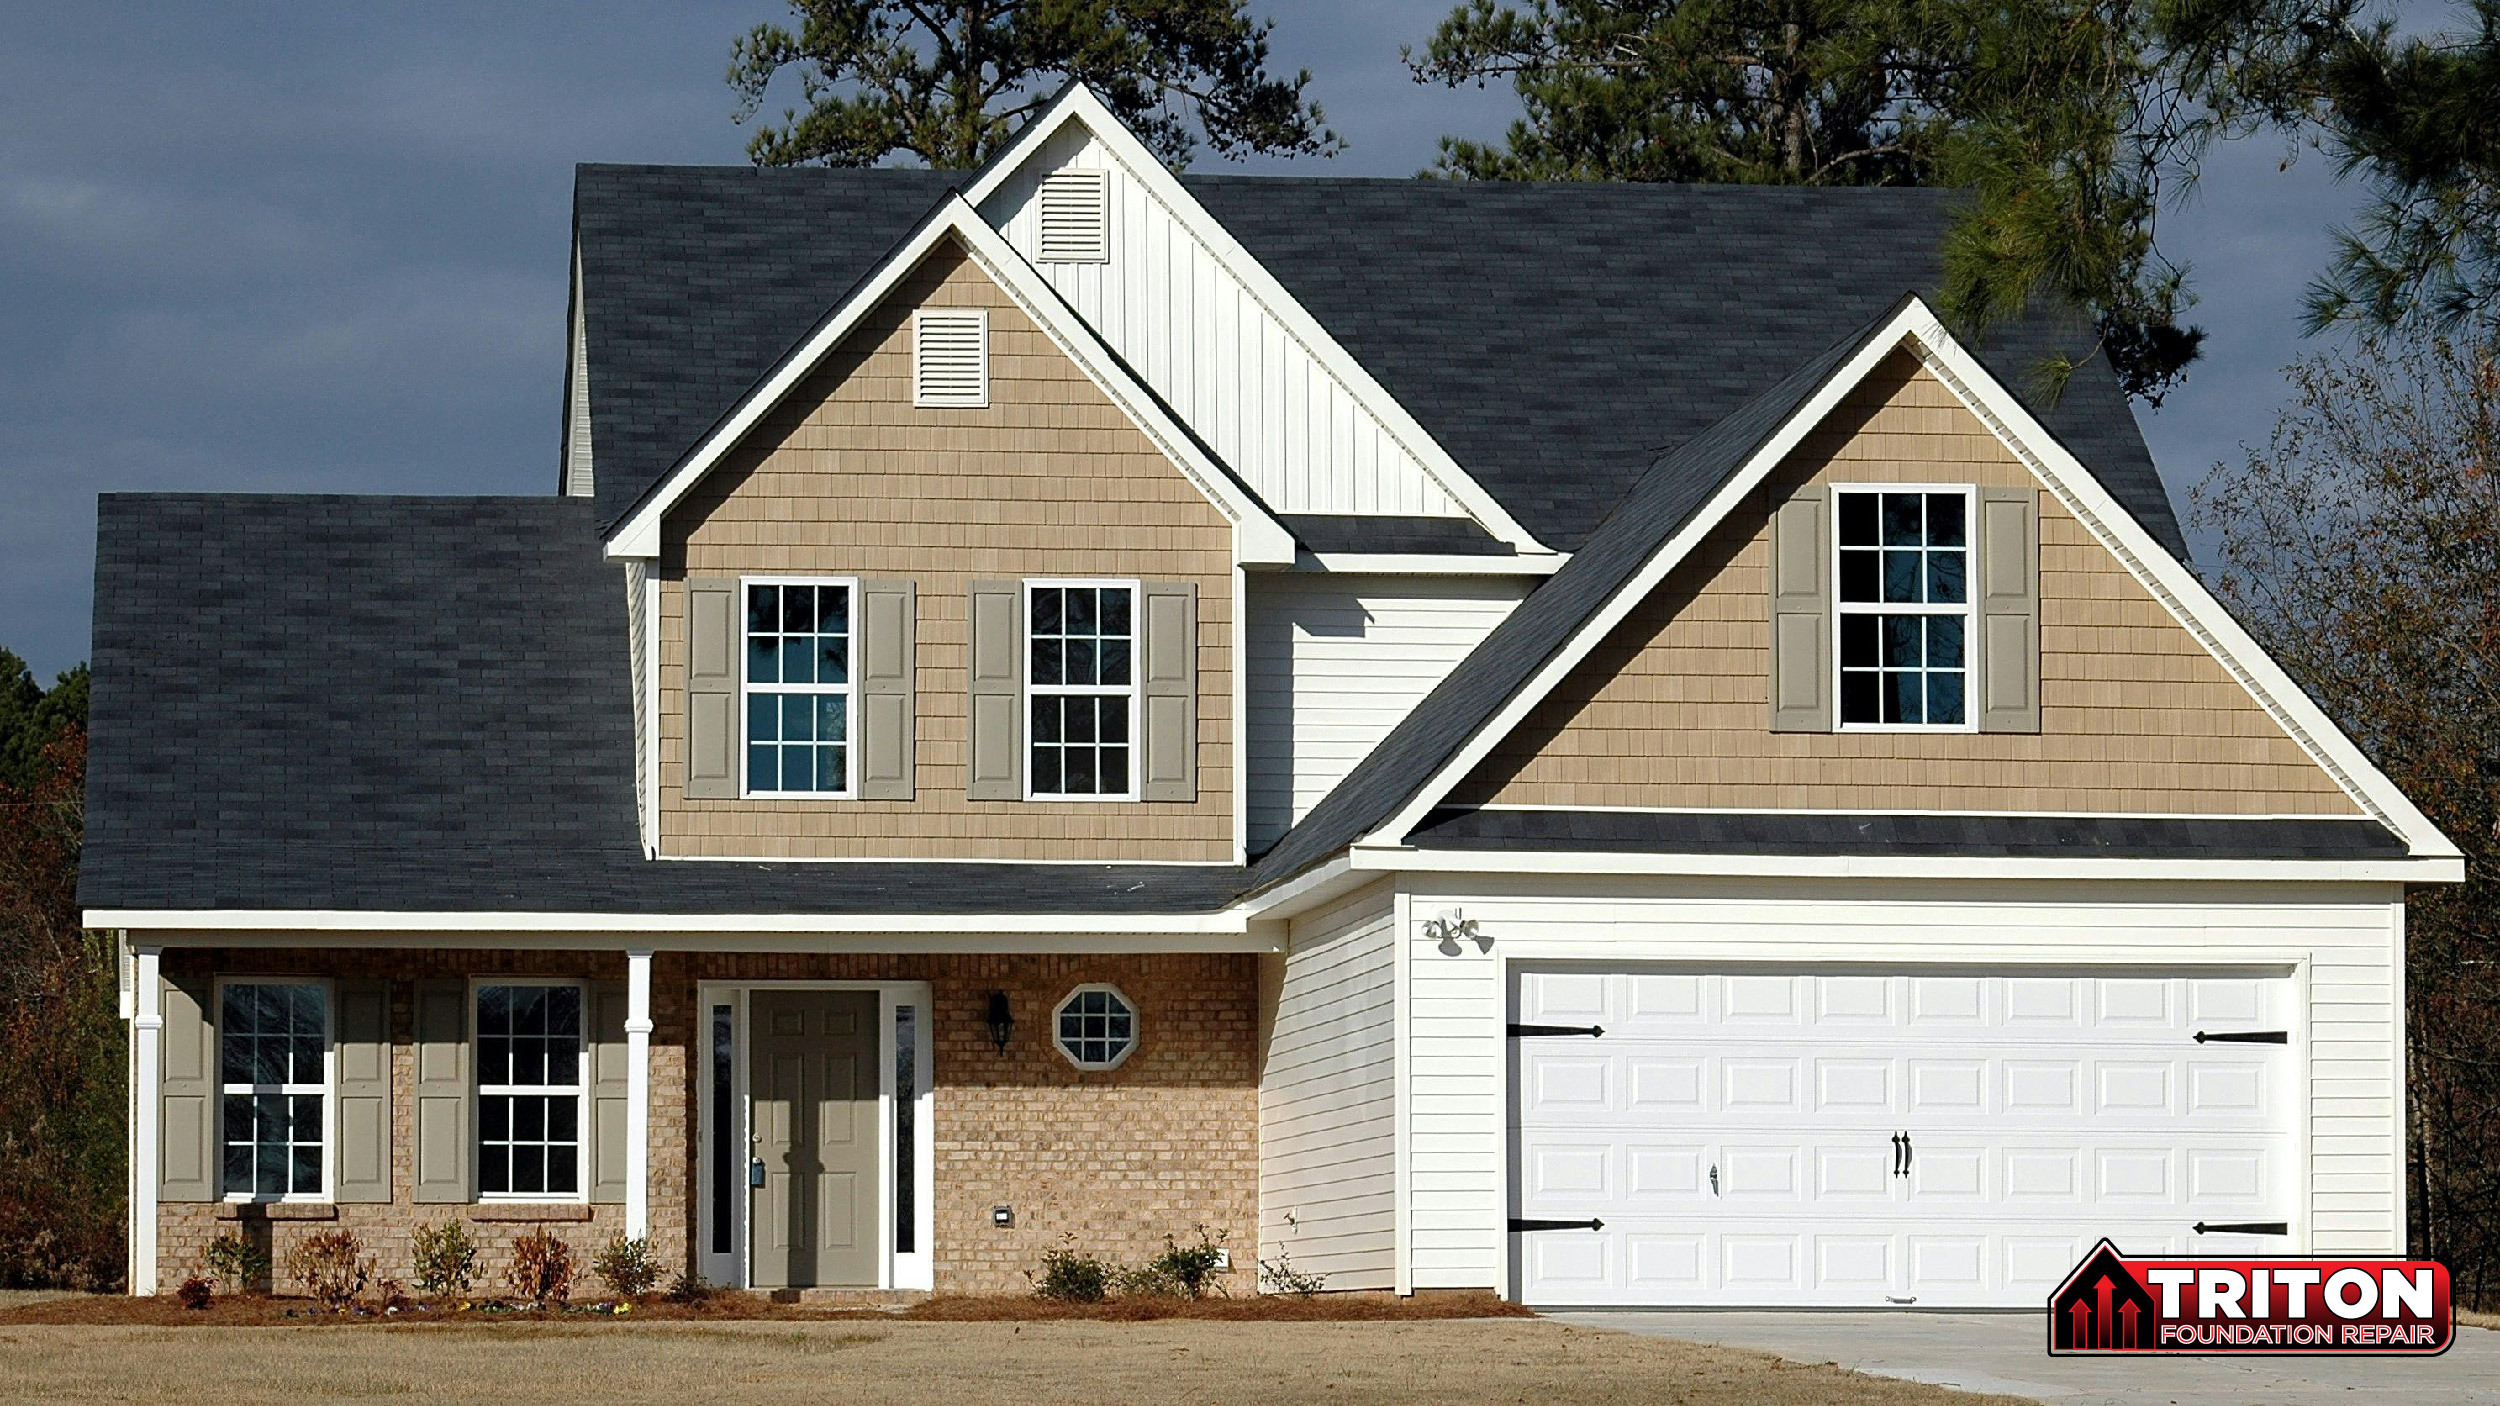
(1511, 967), (2296, 1307)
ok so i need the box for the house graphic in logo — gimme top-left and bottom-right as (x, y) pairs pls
(2050, 1239), (2160, 1351)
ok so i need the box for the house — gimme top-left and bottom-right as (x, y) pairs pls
(84, 86), (2461, 1308)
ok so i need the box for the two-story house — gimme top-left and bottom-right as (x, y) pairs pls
(85, 86), (2460, 1308)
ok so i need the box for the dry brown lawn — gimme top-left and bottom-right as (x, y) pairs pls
(0, 1317), (2032, 1405)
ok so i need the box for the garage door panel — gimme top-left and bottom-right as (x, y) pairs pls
(1816, 1144), (1897, 1200)
(1721, 1058), (1802, 1111)
(1626, 1233), (1706, 1293)
(1907, 1059), (1987, 1114)
(1813, 1057), (1893, 1112)
(1722, 975), (1803, 1022)
(1813, 976), (1893, 1023)
(1816, 1234), (1894, 1292)
(1907, 975), (1986, 1026)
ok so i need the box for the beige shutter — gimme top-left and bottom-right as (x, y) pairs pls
(334, 979), (392, 1203)
(1138, 582), (1198, 802)
(966, 580), (1023, 801)
(411, 979), (471, 1204)
(159, 974), (216, 1203)
(588, 981), (629, 1204)
(1978, 487), (2042, 733)
(858, 579), (917, 800)
(1767, 485), (1833, 732)
(685, 578), (740, 799)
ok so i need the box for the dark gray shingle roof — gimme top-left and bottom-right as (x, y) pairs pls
(1406, 808), (2405, 861)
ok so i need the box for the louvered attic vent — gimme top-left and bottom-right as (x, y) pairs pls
(1037, 169), (1110, 263)
(913, 309), (988, 408)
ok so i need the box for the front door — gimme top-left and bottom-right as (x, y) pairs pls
(749, 990), (881, 1289)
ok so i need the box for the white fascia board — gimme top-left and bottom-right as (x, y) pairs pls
(1893, 303), (2461, 862)
(1367, 300), (1933, 846)
(602, 193), (1294, 567)
(1286, 551), (1570, 577)
(89, 908), (1251, 937)
(1225, 853), (1365, 922)
(962, 84), (1550, 555)
(1350, 844), (2463, 886)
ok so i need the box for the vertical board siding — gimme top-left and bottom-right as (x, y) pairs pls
(1259, 881), (1398, 1288)
(1396, 877), (2403, 1292)
(1246, 575), (1530, 849)
(982, 127), (1468, 522)
(1455, 353), (2360, 815)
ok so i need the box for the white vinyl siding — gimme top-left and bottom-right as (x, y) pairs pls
(980, 125), (1472, 520)
(1245, 575), (1530, 848)
(1394, 876), (2404, 1294)
(1260, 881), (1398, 1289)
(564, 248), (593, 498)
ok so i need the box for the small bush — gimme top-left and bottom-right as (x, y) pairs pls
(410, 1219), (479, 1296)
(1121, 1226), (1229, 1300)
(175, 1275), (215, 1310)
(1027, 1236), (1115, 1303)
(1258, 1250), (1328, 1298)
(665, 1270), (716, 1304)
(591, 1234), (662, 1299)
(283, 1230), (372, 1311)
(505, 1229), (575, 1308)
(202, 1230), (271, 1294)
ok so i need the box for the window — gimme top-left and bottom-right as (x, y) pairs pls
(220, 982), (329, 1199)
(1027, 582), (1135, 798)
(476, 983), (584, 1199)
(708, 1001), (733, 1256)
(894, 1003), (917, 1254)
(745, 579), (852, 796)
(913, 309), (988, 408)
(1836, 488), (1972, 728)
(1053, 984), (1138, 1070)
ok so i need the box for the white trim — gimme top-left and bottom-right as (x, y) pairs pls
(130, 945), (161, 1296)
(1049, 981), (1139, 1070)
(467, 976), (591, 1205)
(651, 851), (1239, 867)
(624, 950), (652, 1238)
(2389, 900), (2409, 1254)
(1355, 843), (2458, 885)
(603, 193), (1294, 566)
(1831, 482), (1977, 734)
(1231, 564), (1248, 865)
(1391, 880), (1415, 1297)
(1021, 578), (1141, 802)
(1361, 297), (2461, 864)
(1293, 552), (1568, 577)
(212, 975), (336, 1205)
(1473, 801), (2396, 822)
(641, 567), (660, 855)
(961, 84), (1548, 555)
(738, 575), (860, 801)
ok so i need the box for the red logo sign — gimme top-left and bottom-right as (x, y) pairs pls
(2047, 1239), (2451, 1355)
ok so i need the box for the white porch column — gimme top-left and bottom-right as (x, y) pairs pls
(624, 949), (653, 1239)
(130, 946), (162, 1295)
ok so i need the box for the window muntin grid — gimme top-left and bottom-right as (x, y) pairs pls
(219, 982), (329, 1199)
(476, 982), (585, 1199)
(1052, 985), (1137, 1070)
(1835, 488), (1973, 728)
(1027, 583), (1136, 799)
(744, 579), (852, 796)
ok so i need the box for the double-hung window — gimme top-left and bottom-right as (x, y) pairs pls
(744, 578), (853, 797)
(476, 982), (584, 1199)
(1836, 487), (1972, 728)
(219, 981), (330, 1200)
(1027, 581), (1136, 798)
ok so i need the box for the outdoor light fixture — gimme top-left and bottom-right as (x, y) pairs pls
(991, 1204), (1015, 1228)
(986, 990), (1014, 1052)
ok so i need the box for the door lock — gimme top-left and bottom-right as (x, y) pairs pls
(749, 1158), (766, 1188)
(1708, 1164), (1719, 1197)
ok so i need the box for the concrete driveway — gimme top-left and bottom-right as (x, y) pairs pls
(1551, 1311), (2500, 1404)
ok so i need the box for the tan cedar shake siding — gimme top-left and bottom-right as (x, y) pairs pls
(156, 949), (1256, 1298)
(656, 239), (1234, 859)
(1454, 352), (2361, 815)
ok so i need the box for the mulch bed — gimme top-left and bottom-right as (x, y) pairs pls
(0, 1290), (1529, 1328)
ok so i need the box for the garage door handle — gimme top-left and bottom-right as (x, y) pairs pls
(2194, 1030), (2288, 1043)
(1508, 1022), (1605, 1038)
(1510, 1218), (1605, 1232)
(2194, 1221), (2288, 1235)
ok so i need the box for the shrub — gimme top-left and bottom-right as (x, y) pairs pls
(282, 1230), (371, 1311)
(1121, 1226), (1230, 1300)
(665, 1270), (716, 1304)
(591, 1234), (662, 1299)
(175, 1274), (214, 1310)
(201, 1230), (271, 1294)
(1258, 1250), (1328, 1298)
(1027, 1236), (1115, 1302)
(504, 1229), (575, 1308)
(410, 1219), (479, 1296)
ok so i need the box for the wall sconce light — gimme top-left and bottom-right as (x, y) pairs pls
(985, 990), (1015, 1052)
(1424, 909), (1487, 956)
(991, 1204), (1015, 1228)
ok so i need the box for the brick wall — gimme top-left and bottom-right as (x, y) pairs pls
(157, 948), (1257, 1298)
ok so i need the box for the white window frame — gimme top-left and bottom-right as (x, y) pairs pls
(1022, 578), (1141, 802)
(739, 575), (859, 800)
(470, 977), (590, 1205)
(1052, 982), (1140, 1071)
(215, 977), (335, 1204)
(1831, 483), (1980, 734)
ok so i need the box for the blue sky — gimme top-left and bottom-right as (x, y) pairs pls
(0, 1), (2397, 682)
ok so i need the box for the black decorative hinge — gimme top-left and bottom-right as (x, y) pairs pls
(2194, 1221), (2289, 1235)
(1508, 1023), (1605, 1038)
(1510, 1218), (1605, 1233)
(2194, 1030), (2289, 1044)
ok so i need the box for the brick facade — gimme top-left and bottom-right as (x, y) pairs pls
(157, 947), (1257, 1297)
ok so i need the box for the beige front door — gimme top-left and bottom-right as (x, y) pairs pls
(749, 990), (881, 1289)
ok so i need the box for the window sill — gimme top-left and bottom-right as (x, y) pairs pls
(215, 1202), (338, 1222)
(470, 1203), (594, 1223)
